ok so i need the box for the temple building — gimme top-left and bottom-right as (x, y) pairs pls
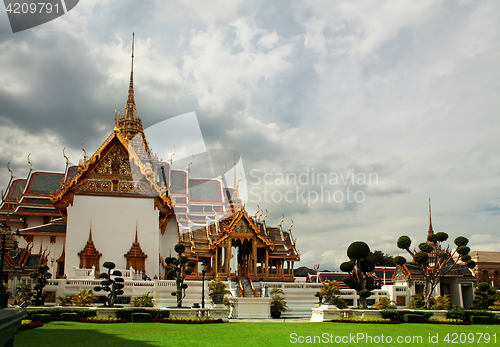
(391, 205), (476, 308)
(0, 36), (300, 295)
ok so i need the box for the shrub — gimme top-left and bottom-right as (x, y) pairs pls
(116, 309), (169, 320)
(447, 307), (465, 320)
(131, 312), (151, 322)
(381, 309), (402, 321)
(61, 313), (79, 321)
(333, 297), (348, 309)
(382, 310), (433, 321)
(403, 314), (425, 323)
(410, 293), (435, 309)
(83, 317), (127, 323)
(488, 300), (500, 310)
(31, 314), (51, 323)
(430, 295), (453, 310)
(470, 315), (494, 325)
(372, 297), (396, 310)
(71, 289), (97, 307)
(57, 294), (73, 306)
(19, 321), (43, 331)
(130, 292), (155, 307)
(270, 288), (288, 313)
(16, 284), (34, 305)
(208, 275), (230, 295)
(27, 308), (96, 319)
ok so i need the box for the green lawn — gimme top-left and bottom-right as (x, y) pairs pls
(15, 321), (500, 347)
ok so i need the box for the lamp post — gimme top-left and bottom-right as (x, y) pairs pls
(201, 261), (207, 310)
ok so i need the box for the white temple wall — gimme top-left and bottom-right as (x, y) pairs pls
(160, 216), (180, 260)
(65, 195), (159, 278)
(48, 237), (65, 277)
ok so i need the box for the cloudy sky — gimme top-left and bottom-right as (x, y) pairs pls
(1, 0), (499, 270)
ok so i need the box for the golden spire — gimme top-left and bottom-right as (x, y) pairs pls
(428, 198), (434, 236)
(118, 33), (143, 140)
(125, 32), (136, 118)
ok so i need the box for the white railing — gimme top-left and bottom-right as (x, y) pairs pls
(72, 266), (95, 279)
(71, 266), (143, 280)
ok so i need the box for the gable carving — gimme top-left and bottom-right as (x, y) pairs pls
(92, 145), (132, 177)
(236, 219), (250, 233)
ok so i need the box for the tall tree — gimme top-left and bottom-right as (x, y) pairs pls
(94, 261), (124, 307)
(395, 201), (476, 309)
(30, 264), (52, 306)
(340, 241), (375, 308)
(165, 243), (196, 308)
(370, 250), (395, 267)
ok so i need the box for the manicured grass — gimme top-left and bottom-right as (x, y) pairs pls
(15, 321), (500, 347)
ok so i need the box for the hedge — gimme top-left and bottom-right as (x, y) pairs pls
(131, 313), (151, 322)
(470, 315), (494, 325)
(381, 310), (433, 321)
(61, 313), (79, 322)
(31, 314), (51, 323)
(116, 309), (169, 321)
(403, 314), (425, 323)
(446, 308), (496, 322)
(27, 308), (96, 319)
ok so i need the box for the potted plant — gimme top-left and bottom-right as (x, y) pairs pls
(319, 280), (340, 305)
(208, 275), (230, 304)
(270, 288), (288, 318)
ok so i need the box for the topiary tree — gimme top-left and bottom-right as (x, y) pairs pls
(340, 241), (375, 308)
(30, 264), (52, 306)
(471, 282), (500, 309)
(165, 243), (195, 308)
(396, 231), (476, 309)
(93, 262), (124, 307)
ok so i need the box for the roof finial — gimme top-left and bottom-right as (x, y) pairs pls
(7, 162), (13, 178)
(428, 198), (434, 236)
(187, 155), (194, 172)
(27, 154), (32, 171)
(82, 141), (87, 162)
(279, 214), (284, 228)
(63, 148), (69, 166)
(170, 145), (176, 164)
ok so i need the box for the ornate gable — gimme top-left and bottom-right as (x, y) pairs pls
(51, 130), (173, 217)
(210, 209), (274, 251)
(91, 145), (132, 177)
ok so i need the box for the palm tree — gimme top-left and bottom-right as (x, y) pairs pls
(57, 294), (73, 306)
(71, 289), (96, 307)
(16, 284), (34, 305)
